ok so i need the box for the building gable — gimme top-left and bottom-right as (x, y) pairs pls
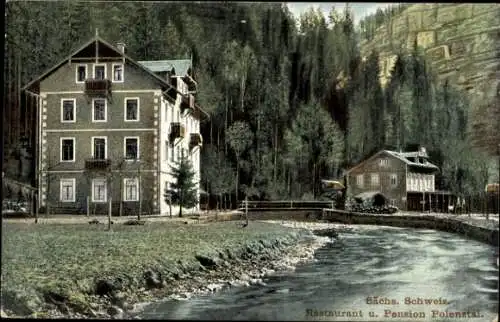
(346, 149), (439, 175)
(22, 36), (178, 97)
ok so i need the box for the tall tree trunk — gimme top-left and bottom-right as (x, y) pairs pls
(273, 123), (278, 185)
(7, 49), (12, 147)
(179, 191), (183, 218)
(217, 129), (220, 150)
(225, 87), (228, 155)
(119, 171), (123, 217)
(17, 54), (22, 144)
(287, 168), (291, 197)
(210, 119), (213, 145)
(240, 76), (245, 111)
(313, 162), (317, 199)
(235, 156), (239, 205)
(257, 112), (261, 175)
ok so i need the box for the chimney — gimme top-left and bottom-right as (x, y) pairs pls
(117, 42), (125, 54)
(419, 146), (427, 159)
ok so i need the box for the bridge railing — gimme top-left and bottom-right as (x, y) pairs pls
(238, 200), (335, 210)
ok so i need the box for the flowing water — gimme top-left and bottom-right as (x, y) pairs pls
(137, 225), (498, 321)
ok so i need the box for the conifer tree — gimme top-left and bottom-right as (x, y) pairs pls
(166, 152), (198, 218)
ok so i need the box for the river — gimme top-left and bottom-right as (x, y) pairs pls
(136, 224), (498, 321)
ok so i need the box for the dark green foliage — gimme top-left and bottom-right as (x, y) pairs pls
(167, 153), (198, 218)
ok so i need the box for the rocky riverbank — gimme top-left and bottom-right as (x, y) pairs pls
(1, 220), (332, 319)
(129, 232), (332, 319)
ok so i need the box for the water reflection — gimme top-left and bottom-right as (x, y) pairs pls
(138, 225), (498, 321)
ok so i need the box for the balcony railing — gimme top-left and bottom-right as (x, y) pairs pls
(189, 133), (202, 150)
(85, 158), (111, 170)
(85, 79), (112, 95)
(169, 122), (186, 143)
(180, 94), (195, 114)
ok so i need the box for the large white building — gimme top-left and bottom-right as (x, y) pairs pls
(22, 36), (207, 215)
(138, 60), (204, 215)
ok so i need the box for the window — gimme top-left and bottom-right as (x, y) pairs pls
(124, 98), (139, 121)
(60, 179), (76, 202)
(92, 98), (107, 122)
(379, 158), (388, 167)
(60, 138), (75, 162)
(76, 65), (87, 83)
(94, 64), (106, 80)
(124, 137), (139, 160)
(112, 64), (124, 82)
(61, 99), (76, 122)
(92, 137), (107, 159)
(371, 173), (380, 187)
(390, 174), (398, 187)
(123, 178), (139, 201)
(356, 174), (364, 188)
(92, 178), (107, 202)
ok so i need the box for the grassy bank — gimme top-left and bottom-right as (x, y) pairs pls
(1, 220), (310, 318)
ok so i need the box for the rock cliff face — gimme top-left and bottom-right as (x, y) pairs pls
(360, 3), (500, 155)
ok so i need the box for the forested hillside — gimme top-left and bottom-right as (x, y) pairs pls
(4, 2), (497, 206)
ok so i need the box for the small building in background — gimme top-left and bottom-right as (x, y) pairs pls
(345, 147), (453, 211)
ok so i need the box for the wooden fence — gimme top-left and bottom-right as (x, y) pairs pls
(238, 200), (334, 211)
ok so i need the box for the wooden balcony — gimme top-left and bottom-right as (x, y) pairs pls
(85, 158), (111, 170)
(85, 79), (112, 96)
(169, 122), (186, 143)
(180, 94), (195, 114)
(189, 133), (203, 150)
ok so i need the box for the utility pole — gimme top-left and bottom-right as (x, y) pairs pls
(107, 168), (112, 231)
(137, 159), (142, 221)
(118, 161), (123, 217)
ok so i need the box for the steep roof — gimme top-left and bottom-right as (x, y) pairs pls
(345, 149), (439, 174)
(384, 150), (438, 170)
(22, 36), (209, 119)
(22, 36), (179, 95)
(137, 59), (192, 76)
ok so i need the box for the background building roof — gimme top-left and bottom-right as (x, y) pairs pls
(137, 59), (192, 76)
